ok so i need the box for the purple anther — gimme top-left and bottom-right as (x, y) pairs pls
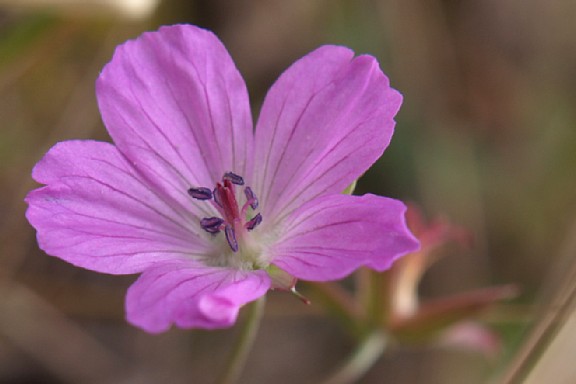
(244, 187), (259, 210)
(224, 225), (239, 252)
(223, 172), (244, 186)
(200, 217), (224, 234)
(188, 187), (212, 200)
(245, 213), (262, 231)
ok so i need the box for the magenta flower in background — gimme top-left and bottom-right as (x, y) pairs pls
(25, 25), (419, 333)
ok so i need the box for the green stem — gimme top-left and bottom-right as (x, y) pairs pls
(321, 330), (388, 384)
(216, 297), (266, 384)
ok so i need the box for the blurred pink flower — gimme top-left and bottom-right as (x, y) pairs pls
(388, 205), (515, 353)
(438, 322), (501, 357)
(25, 25), (418, 333)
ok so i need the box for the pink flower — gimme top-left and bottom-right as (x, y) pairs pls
(25, 25), (419, 333)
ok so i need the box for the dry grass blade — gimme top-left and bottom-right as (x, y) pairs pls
(498, 217), (576, 384)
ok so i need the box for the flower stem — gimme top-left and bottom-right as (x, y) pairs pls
(216, 296), (266, 384)
(321, 330), (388, 384)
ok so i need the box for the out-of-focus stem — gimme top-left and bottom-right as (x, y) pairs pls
(321, 330), (388, 384)
(216, 296), (266, 384)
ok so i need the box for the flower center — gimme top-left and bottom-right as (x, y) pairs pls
(188, 172), (262, 258)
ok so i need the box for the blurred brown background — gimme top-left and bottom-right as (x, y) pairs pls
(1, 0), (575, 383)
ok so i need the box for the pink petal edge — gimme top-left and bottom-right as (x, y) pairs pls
(96, 24), (254, 213)
(270, 194), (419, 281)
(126, 260), (271, 333)
(25, 140), (211, 275)
(253, 45), (402, 228)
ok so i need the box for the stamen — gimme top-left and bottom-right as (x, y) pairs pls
(188, 187), (212, 200)
(224, 225), (239, 252)
(212, 186), (222, 207)
(291, 287), (312, 305)
(200, 217), (224, 234)
(245, 213), (262, 231)
(244, 187), (259, 209)
(223, 172), (245, 186)
(189, 173), (262, 254)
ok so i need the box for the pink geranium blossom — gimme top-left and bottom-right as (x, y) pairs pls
(25, 25), (419, 333)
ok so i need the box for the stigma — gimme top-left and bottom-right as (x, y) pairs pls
(188, 172), (262, 253)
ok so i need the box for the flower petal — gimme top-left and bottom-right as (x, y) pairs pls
(126, 260), (271, 333)
(253, 45), (402, 226)
(96, 25), (253, 214)
(25, 140), (210, 274)
(269, 194), (419, 281)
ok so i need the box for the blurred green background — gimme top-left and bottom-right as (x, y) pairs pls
(1, 0), (575, 383)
